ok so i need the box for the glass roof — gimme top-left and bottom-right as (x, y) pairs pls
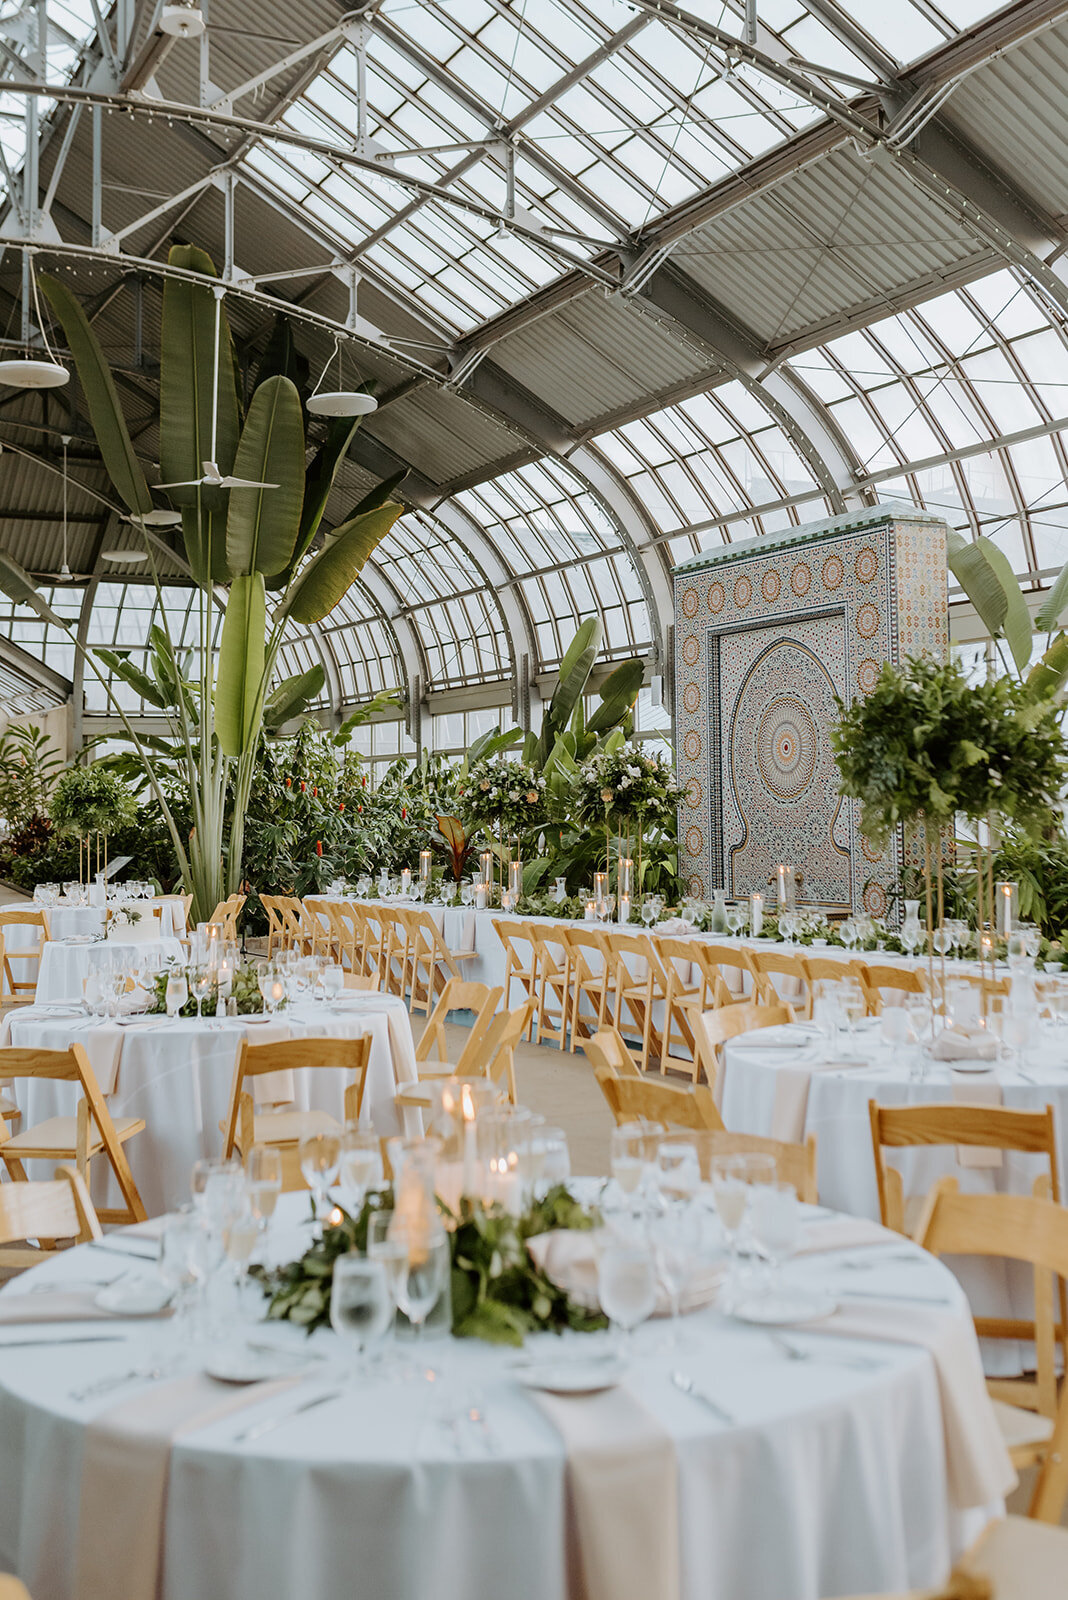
(0, 0), (97, 168)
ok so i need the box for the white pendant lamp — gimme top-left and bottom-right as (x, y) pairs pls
(0, 357), (69, 388)
(160, 3), (205, 37)
(101, 548), (150, 563)
(306, 335), (377, 418)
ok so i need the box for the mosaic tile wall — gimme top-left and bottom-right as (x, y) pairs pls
(673, 503), (948, 916)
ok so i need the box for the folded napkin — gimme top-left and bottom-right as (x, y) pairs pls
(652, 918), (692, 936)
(808, 1301), (1016, 1511)
(952, 1077), (1004, 1170)
(533, 1384), (679, 1600)
(0, 1291), (168, 1325)
(795, 1218), (891, 1256)
(731, 1024), (814, 1050)
(76, 1022), (125, 1095)
(76, 1373), (299, 1600)
(930, 1024), (997, 1063)
(526, 1230), (723, 1316)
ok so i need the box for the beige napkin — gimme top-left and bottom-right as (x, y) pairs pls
(526, 1230), (723, 1316)
(931, 1024), (997, 1063)
(769, 1056), (868, 1142)
(951, 1076), (1004, 1170)
(76, 1372), (298, 1600)
(808, 1301), (1016, 1511)
(795, 1218), (891, 1256)
(78, 1023), (125, 1095)
(0, 1291), (169, 1325)
(533, 1385), (679, 1600)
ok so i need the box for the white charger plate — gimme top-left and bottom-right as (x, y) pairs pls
(948, 1059), (997, 1074)
(94, 1278), (172, 1317)
(730, 1288), (837, 1326)
(516, 1358), (624, 1395)
(205, 1347), (309, 1385)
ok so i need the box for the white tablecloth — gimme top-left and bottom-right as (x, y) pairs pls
(35, 938), (185, 1004)
(0, 1197), (1000, 1600)
(2, 998), (419, 1214)
(719, 1020), (1068, 1370)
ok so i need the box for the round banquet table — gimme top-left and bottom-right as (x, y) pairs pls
(719, 1017), (1068, 1370)
(1, 998), (420, 1215)
(35, 937), (185, 1005)
(0, 1195), (1005, 1600)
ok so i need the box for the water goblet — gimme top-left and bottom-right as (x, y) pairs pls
(640, 898), (657, 929)
(657, 1139), (701, 1207)
(339, 1128), (384, 1215)
(391, 1219), (450, 1363)
(158, 1210), (211, 1345)
(245, 1146), (282, 1232)
(711, 1153), (749, 1285)
(610, 1121), (654, 1209)
(460, 882), (475, 908)
(330, 1255), (394, 1385)
(749, 1181), (800, 1297)
(299, 1131), (342, 1224)
(597, 1238), (657, 1357)
(321, 964), (345, 1006)
(725, 905), (746, 938)
(192, 965), (213, 1023)
(165, 970), (188, 1019)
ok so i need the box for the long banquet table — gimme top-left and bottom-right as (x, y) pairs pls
(1, 998), (420, 1215)
(0, 1195), (1011, 1600)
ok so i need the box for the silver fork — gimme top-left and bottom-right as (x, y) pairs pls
(768, 1331), (883, 1371)
(70, 1362), (170, 1402)
(671, 1370), (734, 1423)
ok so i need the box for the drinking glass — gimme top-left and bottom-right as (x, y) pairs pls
(460, 882), (475, 908)
(650, 1206), (701, 1346)
(657, 1139), (701, 1207)
(84, 973), (106, 1019)
(680, 900), (698, 929)
(610, 1122), (654, 1207)
(329, 1255), (394, 1382)
(392, 1221), (449, 1350)
(780, 911), (797, 946)
(192, 965), (213, 1022)
(597, 1238), (657, 1354)
(158, 1210), (211, 1343)
(321, 964), (345, 1005)
(640, 898), (657, 928)
(725, 905), (746, 937)
(299, 1131), (342, 1222)
(711, 1154), (749, 1260)
(839, 919), (857, 952)
(165, 971), (188, 1018)
(749, 1181), (800, 1283)
(245, 1146), (282, 1230)
(339, 1128), (384, 1214)
(222, 1204), (261, 1315)
(840, 978), (867, 1038)
(536, 1126), (570, 1188)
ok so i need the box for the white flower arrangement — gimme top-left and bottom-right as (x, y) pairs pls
(462, 754), (549, 834)
(575, 743), (684, 827)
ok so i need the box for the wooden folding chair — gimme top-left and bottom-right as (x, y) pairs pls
(302, 898), (339, 961)
(377, 906), (415, 998)
(914, 1180), (1068, 1520)
(0, 1044), (146, 1225)
(861, 963), (928, 1015)
(955, 1515), (1068, 1599)
(322, 902), (361, 972)
(343, 972), (380, 992)
(407, 910), (478, 1018)
(605, 931), (669, 1074)
(582, 1026), (644, 1081)
(561, 926), (611, 1051)
(693, 942), (761, 1004)
(398, 998), (534, 1108)
(594, 1067), (724, 1132)
(259, 894), (290, 958)
(415, 979), (504, 1072)
(870, 1098), (1063, 1418)
(0, 1163), (102, 1273)
(221, 1035), (372, 1161)
(751, 948), (811, 1015)
(690, 1001), (794, 1089)
(801, 955), (872, 1011)
(494, 919), (539, 1013)
(0, 910), (49, 1007)
(654, 935), (729, 1078)
(526, 924), (572, 1048)
(699, 1129), (818, 1204)
(207, 896), (245, 941)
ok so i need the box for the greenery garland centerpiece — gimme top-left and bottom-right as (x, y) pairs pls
(255, 1185), (606, 1346)
(148, 960), (267, 1017)
(832, 656), (1067, 999)
(50, 763), (138, 883)
(574, 742), (685, 888)
(461, 754), (548, 890)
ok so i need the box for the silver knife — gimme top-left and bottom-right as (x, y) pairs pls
(235, 1388), (342, 1443)
(88, 1240), (159, 1261)
(671, 1370), (734, 1423)
(0, 1334), (127, 1348)
(838, 1288), (952, 1306)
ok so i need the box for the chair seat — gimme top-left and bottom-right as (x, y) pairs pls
(0, 1096), (19, 1118)
(394, 1084), (434, 1107)
(250, 1108), (343, 1146)
(992, 1397), (1055, 1455)
(3, 1114), (144, 1155)
(961, 1513), (1068, 1599)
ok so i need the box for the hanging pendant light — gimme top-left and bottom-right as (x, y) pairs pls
(160, 3), (205, 37)
(306, 334), (377, 418)
(0, 255), (69, 389)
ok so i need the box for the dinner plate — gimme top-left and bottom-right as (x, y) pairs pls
(94, 1278), (172, 1317)
(116, 1013), (155, 1026)
(205, 1347), (308, 1385)
(515, 1358), (625, 1395)
(239, 1014), (279, 1025)
(948, 1059), (997, 1074)
(730, 1288), (837, 1326)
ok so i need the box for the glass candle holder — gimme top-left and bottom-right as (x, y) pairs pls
(995, 881), (1017, 938)
(509, 859), (522, 898)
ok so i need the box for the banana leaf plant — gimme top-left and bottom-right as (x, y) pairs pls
(0, 247), (404, 922)
(947, 529), (1068, 702)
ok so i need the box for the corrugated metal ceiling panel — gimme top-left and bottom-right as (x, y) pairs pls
(365, 385), (527, 486)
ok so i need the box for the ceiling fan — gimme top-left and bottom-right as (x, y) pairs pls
(156, 288), (277, 492)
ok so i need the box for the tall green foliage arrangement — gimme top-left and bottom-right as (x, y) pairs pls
(0, 249), (404, 921)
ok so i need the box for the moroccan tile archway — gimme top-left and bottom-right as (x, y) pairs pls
(673, 503), (948, 914)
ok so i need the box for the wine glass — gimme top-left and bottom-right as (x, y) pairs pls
(165, 970), (188, 1019)
(321, 964), (345, 1006)
(650, 1206), (700, 1347)
(158, 1210), (211, 1344)
(640, 898), (657, 928)
(711, 1153), (750, 1275)
(657, 1139), (701, 1207)
(222, 1203), (261, 1317)
(610, 1122), (653, 1209)
(725, 905), (746, 938)
(192, 965), (213, 1023)
(329, 1255), (394, 1383)
(460, 882), (475, 908)
(391, 1220), (449, 1358)
(597, 1238), (657, 1356)
(84, 972), (106, 1020)
(339, 1129), (383, 1215)
(749, 1181), (800, 1294)
(680, 900), (698, 929)
(840, 978), (867, 1039)
(779, 911), (797, 946)
(245, 1146), (282, 1232)
(300, 1132), (341, 1223)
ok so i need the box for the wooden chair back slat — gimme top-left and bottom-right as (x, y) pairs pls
(595, 1068), (725, 1131)
(691, 1002), (793, 1089)
(222, 1035), (372, 1159)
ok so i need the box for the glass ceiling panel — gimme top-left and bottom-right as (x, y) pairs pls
(0, 0), (98, 168)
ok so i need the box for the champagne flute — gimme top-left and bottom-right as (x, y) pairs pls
(245, 1146), (282, 1231)
(330, 1255), (394, 1384)
(392, 1220), (449, 1360)
(192, 965), (213, 1023)
(339, 1129), (383, 1215)
(300, 1132), (341, 1223)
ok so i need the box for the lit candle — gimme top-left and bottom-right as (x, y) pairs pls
(585, 898), (596, 922)
(617, 858), (633, 898)
(419, 850), (432, 883)
(480, 851), (493, 888)
(461, 1084), (478, 1197)
(400, 867), (412, 895)
(995, 881), (1017, 938)
(750, 892), (763, 938)
(475, 884), (488, 909)
(775, 865), (794, 910)
(509, 859), (522, 898)
(594, 871), (609, 905)
(270, 978), (285, 1012)
(617, 893), (630, 925)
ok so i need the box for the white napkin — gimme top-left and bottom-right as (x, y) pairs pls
(652, 918), (692, 936)
(731, 1024), (814, 1050)
(526, 1230), (723, 1316)
(930, 1024), (997, 1063)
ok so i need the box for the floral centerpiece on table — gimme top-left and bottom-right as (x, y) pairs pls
(461, 754), (548, 836)
(255, 1186), (606, 1346)
(147, 960), (267, 1017)
(574, 744), (684, 830)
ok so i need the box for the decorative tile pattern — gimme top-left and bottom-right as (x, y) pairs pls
(673, 504), (948, 915)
